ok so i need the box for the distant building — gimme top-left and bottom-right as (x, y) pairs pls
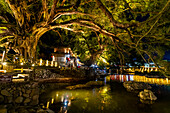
(144, 62), (155, 68)
(51, 47), (72, 66)
(140, 62), (164, 72)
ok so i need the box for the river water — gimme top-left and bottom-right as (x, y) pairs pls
(40, 75), (170, 113)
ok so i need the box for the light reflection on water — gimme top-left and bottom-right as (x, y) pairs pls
(40, 76), (170, 113)
(40, 85), (170, 113)
(41, 85), (120, 113)
(110, 74), (170, 85)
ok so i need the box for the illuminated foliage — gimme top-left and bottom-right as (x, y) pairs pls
(0, 0), (169, 74)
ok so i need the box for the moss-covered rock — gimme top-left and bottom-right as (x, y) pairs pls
(138, 89), (157, 101)
(1, 89), (12, 97)
(24, 98), (31, 104)
(123, 81), (152, 92)
(15, 96), (24, 103)
(85, 81), (103, 86)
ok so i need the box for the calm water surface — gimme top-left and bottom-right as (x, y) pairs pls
(40, 75), (170, 113)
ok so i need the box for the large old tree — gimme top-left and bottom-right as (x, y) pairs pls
(0, 0), (122, 61)
(0, 0), (169, 74)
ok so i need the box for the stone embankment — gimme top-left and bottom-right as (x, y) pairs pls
(0, 68), (93, 105)
(0, 82), (40, 113)
(33, 68), (95, 83)
(0, 68), (96, 112)
(0, 82), (39, 105)
(34, 68), (92, 79)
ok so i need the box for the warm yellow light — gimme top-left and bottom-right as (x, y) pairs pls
(102, 58), (107, 63)
(99, 57), (108, 64)
(61, 96), (64, 102)
(40, 59), (42, 66)
(166, 78), (169, 83)
(32, 64), (35, 66)
(46, 60), (48, 66)
(21, 62), (24, 65)
(155, 68), (158, 71)
(104, 88), (108, 92)
(51, 98), (54, 104)
(56, 93), (58, 97)
(46, 101), (50, 108)
(51, 61), (53, 67)
(68, 100), (71, 106)
(2, 62), (6, 65)
(55, 62), (57, 67)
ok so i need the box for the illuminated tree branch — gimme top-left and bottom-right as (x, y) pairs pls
(95, 0), (137, 28)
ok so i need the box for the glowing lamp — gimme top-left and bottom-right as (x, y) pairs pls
(51, 98), (54, 104)
(155, 68), (158, 71)
(4, 70), (6, 73)
(51, 61), (54, 67)
(52, 56), (55, 61)
(56, 93), (58, 97)
(46, 101), (50, 108)
(40, 59), (42, 66)
(55, 62), (57, 67)
(2, 62), (6, 65)
(46, 60), (48, 66)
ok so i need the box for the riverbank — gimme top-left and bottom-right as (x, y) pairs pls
(0, 73), (170, 113)
(35, 77), (88, 83)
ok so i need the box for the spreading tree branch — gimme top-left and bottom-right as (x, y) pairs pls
(48, 0), (59, 23)
(51, 19), (118, 38)
(42, 0), (48, 21)
(123, 0), (159, 14)
(95, 0), (137, 29)
(5, 0), (24, 27)
(52, 11), (95, 23)
(136, 14), (162, 47)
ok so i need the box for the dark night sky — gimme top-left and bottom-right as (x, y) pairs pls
(163, 50), (170, 61)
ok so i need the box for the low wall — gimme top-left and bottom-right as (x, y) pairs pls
(34, 68), (95, 79)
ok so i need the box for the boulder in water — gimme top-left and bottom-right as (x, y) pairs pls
(123, 81), (152, 92)
(138, 89), (157, 101)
